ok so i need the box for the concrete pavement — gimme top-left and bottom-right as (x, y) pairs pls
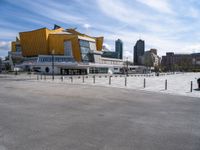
(0, 78), (199, 150)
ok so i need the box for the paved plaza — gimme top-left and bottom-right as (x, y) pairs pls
(8, 72), (200, 97)
(0, 77), (200, 150)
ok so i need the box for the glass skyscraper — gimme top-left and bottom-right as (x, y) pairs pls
(134, 39), (145, 65)
(115, 39), (123, 59)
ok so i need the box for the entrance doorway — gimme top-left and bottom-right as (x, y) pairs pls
(62, 69), (87, 75)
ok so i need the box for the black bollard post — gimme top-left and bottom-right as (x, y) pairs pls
(71, 76), (73, 83)
(165, 79), (168, 90)
(37, 74), (39, 80)
(82, 76), (85, 83)
(109, 76), (111, 85)
(93, 75), (95, 84)
(144, 78), (146, 88)
(125, 76), (127, 87)
(190, 81), (193, 92)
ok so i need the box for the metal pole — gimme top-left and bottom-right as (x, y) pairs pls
(71, 76), (73, 83)
(52, 53), (54, 80)
(165, 79), (168, 90)
(126, 57), (128, 76)
(82, 76), (85, 83)
(37, 74), (39, 80)
(125, 76), (127, 86)
(93, 75), (95, 84)
(109, 76), (111, 85)
(190, 81), (193, 92)
(144, 78), (146, 88)
(61, 76), (63, 82)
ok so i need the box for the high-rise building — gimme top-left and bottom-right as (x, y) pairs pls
(0, 58), (2, 73)
(115, 39), (123, 59)
(134, 39), (145, 65)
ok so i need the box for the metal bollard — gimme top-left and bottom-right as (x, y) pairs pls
(82, 76), (85, 83)
(190, 81), (193, 92)
(144, 78), (146, 88)
(125, 76), (127, 87)
(71, 76), (73, 83)
(37, 74), (39, 80)
(44, 74), (46, 80)
(40, 74), (42, 80)
(165, 79), (168, 90)
(93, 75), (95, 84)
(61, 76), (63, 82)
(109, 76), (111, 85)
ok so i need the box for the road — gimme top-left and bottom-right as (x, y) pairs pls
(0, 78), (199, 150)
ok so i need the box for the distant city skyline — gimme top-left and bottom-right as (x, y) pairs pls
(1, 0), (200, 59)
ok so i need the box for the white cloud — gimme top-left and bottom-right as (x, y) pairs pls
(187, 7), (200, 18)
(136, 0), (173, 14)
(103, 43), (112, 51)
(96, 0), (200, 60)
(0, 41), (10, 51)
(83, 23), (91, 29)
(6, 0), (86, 25)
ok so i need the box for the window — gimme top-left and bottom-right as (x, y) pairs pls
(89, 67), (108, 74)
(81, 54), (89, 61)
(80, 47), (90, 53)
(64, 41), (73, 57)
(16, 45), (21, 52)
(45, 67), (50, 73)
(80, 40), (90, 47)
(90, 42), (96, 51)
(114, 68), (118, 70)
(79, 40), (90, 62)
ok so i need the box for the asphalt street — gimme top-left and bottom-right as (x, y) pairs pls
(0, 78), (199, 150)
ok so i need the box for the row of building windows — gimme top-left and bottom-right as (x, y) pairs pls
(38, 57), (74, 63)
(89, 67), (108, 74)
(101, 60), (123, 65)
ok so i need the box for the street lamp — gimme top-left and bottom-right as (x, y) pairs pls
(52, 49), (55, 80)
(126, 57), (129, 76)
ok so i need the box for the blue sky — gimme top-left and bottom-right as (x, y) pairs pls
(1, 0), (200, 60)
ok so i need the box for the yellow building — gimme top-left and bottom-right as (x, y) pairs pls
(11, 25), (125, 75)
(11, 25), (104, 62)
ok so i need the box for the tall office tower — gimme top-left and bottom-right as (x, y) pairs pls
(115, 39), (123, 59)
(134, 39), (145, 65)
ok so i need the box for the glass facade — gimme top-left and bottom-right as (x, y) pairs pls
(79, 40), (90, 62)
(115, 39), (123, 59)
(16, 44), (21, 52)
(79, 40), (96, 62)
(64, 41), (73, 57)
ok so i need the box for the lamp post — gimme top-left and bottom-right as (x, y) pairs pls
(126, 57), (129, 76)
(52, 50), (55, 80)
